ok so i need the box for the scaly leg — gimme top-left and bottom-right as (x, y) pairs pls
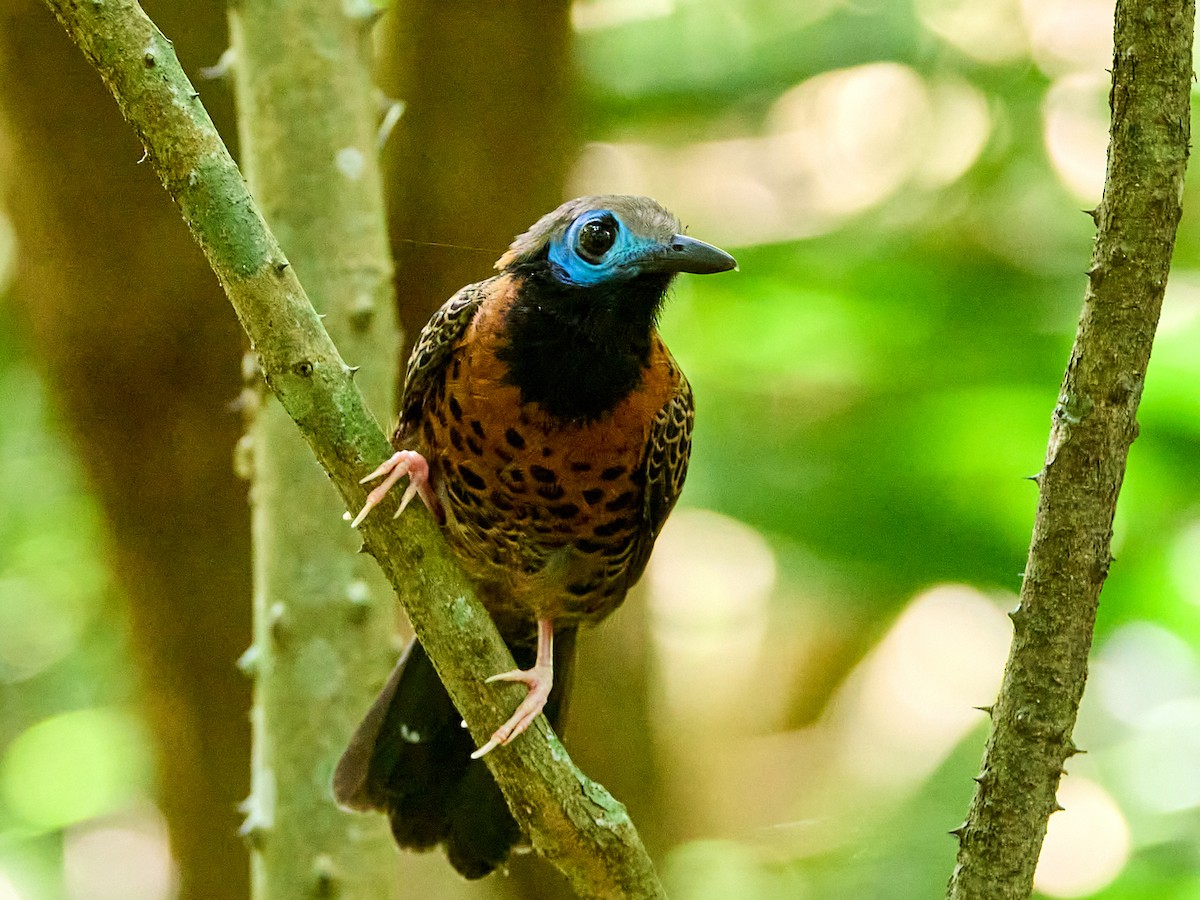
(471, 619), (554, 759)
(347, 450), (438, 528)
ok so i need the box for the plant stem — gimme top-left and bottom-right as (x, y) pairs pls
(226, 0), (402, 897)
(946, 0), (1193, 895)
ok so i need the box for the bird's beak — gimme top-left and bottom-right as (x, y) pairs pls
(641, 234), (738, 275)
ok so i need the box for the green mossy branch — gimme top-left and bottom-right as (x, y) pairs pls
(41, 1), (665, 896)
(946, 0), (1193, 896)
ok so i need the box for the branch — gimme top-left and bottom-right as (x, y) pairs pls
(40, 1), (666, 896)
(946, 0), (1193, 895)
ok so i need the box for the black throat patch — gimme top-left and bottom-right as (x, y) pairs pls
(497, 265), (672, 422)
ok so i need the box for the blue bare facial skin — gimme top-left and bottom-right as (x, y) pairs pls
(547, 209), (737, 286)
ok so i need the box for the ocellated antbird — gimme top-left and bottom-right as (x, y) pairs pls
(334, 195), (737, 878)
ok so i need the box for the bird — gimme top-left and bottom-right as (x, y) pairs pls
(333, 195), (736, 878)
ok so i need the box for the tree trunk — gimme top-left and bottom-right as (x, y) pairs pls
(227, 2), (402, 897)
(0, 3), (250, 899)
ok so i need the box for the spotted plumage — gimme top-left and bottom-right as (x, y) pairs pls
(335, 195), (735, 878)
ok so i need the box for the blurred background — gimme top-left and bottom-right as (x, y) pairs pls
(1, 0), (1199, 898)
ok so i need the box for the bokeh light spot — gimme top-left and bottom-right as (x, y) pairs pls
(0, 574), (88, 682)
(648, 509), (775, 726)
(0, 708), (149, 832)
(1092, 621), (1200, 727)
(1114, 699), (1200, 813)
(0, 871), (22, 900)
(572, 0), (676, 31)
(571, 65), (990, 246)
(1020, 0), (1114, 75)
(835, 584), (1010, 786)
(1034, 777), (1130, 897)
(1169, 520), (1200, 607)
(64, 806), (177, 900)
(1043, 73), (1109, 202)
(916, 0), (1027, 62)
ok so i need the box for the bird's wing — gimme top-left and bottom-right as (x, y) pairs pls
(627, 372), (694, 586)
(398, 282), (488, 434)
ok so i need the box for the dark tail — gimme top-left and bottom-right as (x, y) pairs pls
(333, 630), (575, 879)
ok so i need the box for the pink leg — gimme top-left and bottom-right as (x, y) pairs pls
(471, 619), (554, 759)
(347, 450), (438, 528)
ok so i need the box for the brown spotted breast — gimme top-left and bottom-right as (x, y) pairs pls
(411, 275), (682, 634)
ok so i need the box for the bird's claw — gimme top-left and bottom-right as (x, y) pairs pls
(349, 450), (434, 528)
(471, 663), (553, 759)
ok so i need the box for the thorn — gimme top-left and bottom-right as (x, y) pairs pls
(345, 364), (361, 379)
(238, 788), (273, 848)
(236, 645), (261, 676)
(350, 295), (376, 331)
(200, 46), (236, 80)
(345, 579), (371, 622)
(1050, 801), (1065, 813)
(1023, 471), (1042, 483)
(973, 705), (993, 717)
(1064, 740), (1087, 758)
(949, 822), (968, 839)
(269, 601), (288, 643)
(238, 821), (267, 849)
(274, 259), (290, 274)
(377, 101), (405, 150)
(1083, 207), (1100, 224)
(241, 351), (260, 381)
(312, 854), (337, 897)
(232, 432), (254, 481)
(345, 0), (385, 24)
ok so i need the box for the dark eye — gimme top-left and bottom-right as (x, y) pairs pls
(576, 216), (618, 263)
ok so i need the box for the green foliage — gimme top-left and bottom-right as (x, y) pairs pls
(0, 301), (143, 898)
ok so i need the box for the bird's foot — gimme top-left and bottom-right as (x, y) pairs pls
(472, 620), (554, 759)
(347, 450), (437, 528)
(471, 666), (552, 759)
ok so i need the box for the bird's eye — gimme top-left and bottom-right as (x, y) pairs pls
(576, 216), (618, 263)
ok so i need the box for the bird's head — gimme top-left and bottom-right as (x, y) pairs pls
(493, 196), (735, 421)
(496, 195), (736, 288)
